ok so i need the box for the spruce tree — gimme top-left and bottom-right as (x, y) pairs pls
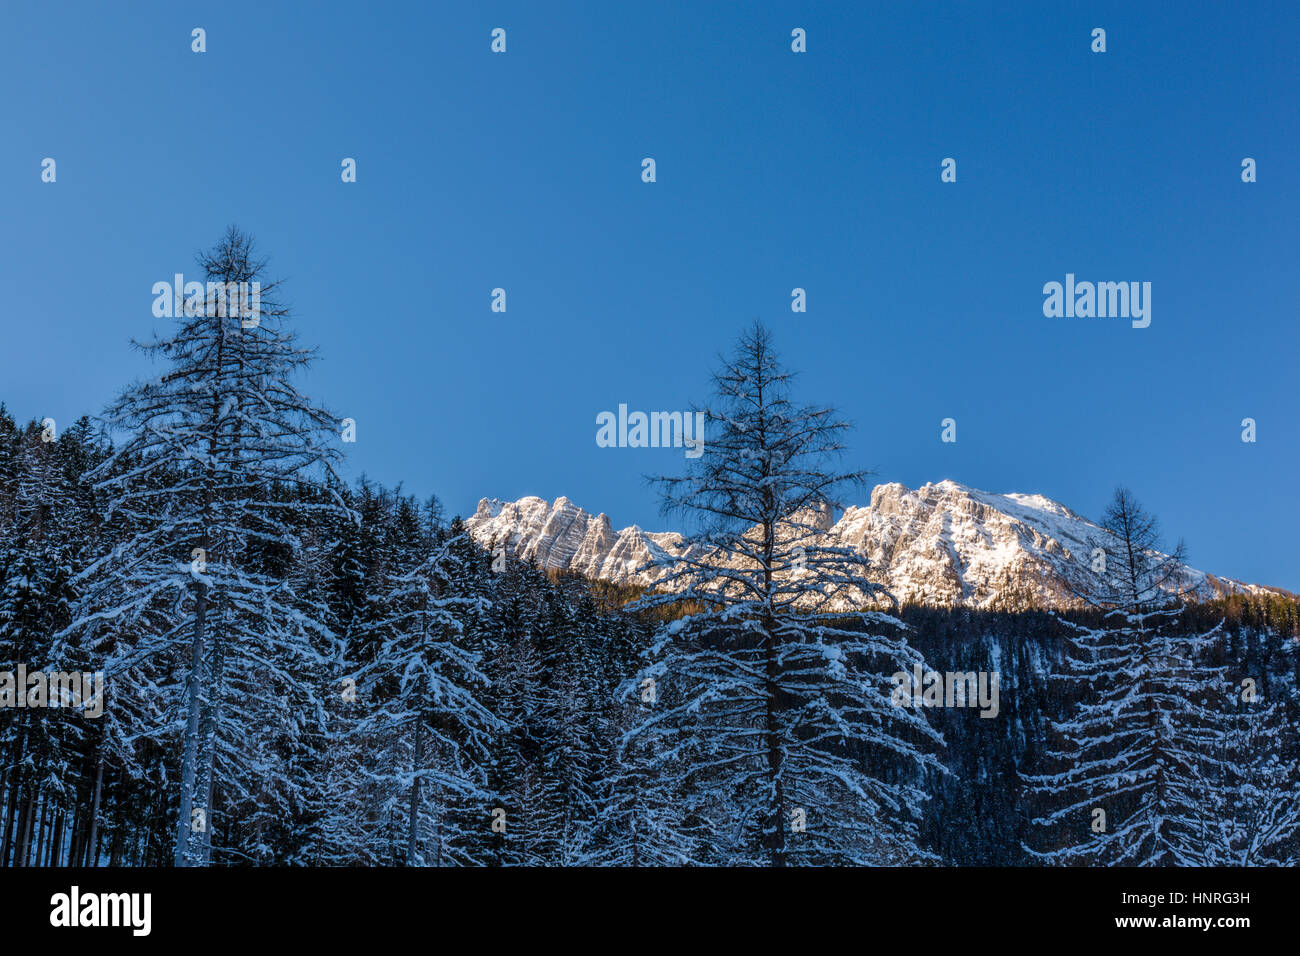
(353, 513), (498, 866)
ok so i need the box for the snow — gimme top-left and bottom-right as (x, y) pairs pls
(466, 481), (1273, 610)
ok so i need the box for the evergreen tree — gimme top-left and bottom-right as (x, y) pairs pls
(626, 321), (945, 865)
(1204, 671), (1300, 865)
(353, 514), (498, 866)
(480, 561), (551, 866)
(77, 227), (350, 865)
(1026, 488), (1227, 865)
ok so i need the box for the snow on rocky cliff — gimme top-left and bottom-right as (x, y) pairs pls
(466, 481), (1273, 609)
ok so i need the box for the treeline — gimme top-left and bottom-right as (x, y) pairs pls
(0, 412), (651, 864)
(900, 600), (1300, 865)
(0, 405), (1297, 865)
(2, 230), (1297, 867)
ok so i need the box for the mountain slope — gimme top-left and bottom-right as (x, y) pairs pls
(466, 481), (1275, 609)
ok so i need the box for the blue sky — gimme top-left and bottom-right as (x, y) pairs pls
(2, 1), (1297, 589)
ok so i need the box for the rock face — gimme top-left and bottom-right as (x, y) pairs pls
(466, 481), (1274, 609)
(467, 495), (694, 585)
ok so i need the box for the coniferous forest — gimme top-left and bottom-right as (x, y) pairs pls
(1, 231), (1296, 869)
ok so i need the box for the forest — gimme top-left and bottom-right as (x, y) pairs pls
(1, 231), (1297, 868)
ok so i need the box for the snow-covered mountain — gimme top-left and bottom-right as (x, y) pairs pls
(466, 480), (1277, 609)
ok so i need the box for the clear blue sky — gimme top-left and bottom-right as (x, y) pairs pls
(2, 1), (1297, 590)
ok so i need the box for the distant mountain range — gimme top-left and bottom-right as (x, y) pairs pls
(466, 480), (1281, 609)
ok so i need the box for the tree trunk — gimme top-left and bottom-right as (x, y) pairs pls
(65, 799), (80, 867)
(406, 715), (424, 865)
(195, 623), (225, 866)
(762, 513), (786, 867)
(16, 791), (35, 866)
(174, 578), (208, 866)
(2, 729), (27, 864)
(50, 810), (64, 867)
(34, 794), (48, 866)
(433, 786), (443, 867)
(0, 770), (13, 865)
(85, 737), (105, 866)
(763, 622), (785, 867)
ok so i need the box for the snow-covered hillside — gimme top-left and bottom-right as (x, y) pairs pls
(466, 480), (1277, 609)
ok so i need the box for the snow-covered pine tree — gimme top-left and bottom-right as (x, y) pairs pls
(599, 665), (713, 866)
(0, 405), (19, 525)
(353, 507), (498, 866)
(0, 550), (48, 865)
(0, 413), (106, 866)
(299, 484), (432, 865)
(421, 515), (506, 866)
(1025, 487), (1228, 865)
(479, 559), (555, 866)
(1203, 670), (1300, 865)
(526, 586), (617, 865)
(77, 227), (351, 865)
(625, 321), (945, 865)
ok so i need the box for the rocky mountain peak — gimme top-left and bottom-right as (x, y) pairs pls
(465, 483), (1274, 609)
